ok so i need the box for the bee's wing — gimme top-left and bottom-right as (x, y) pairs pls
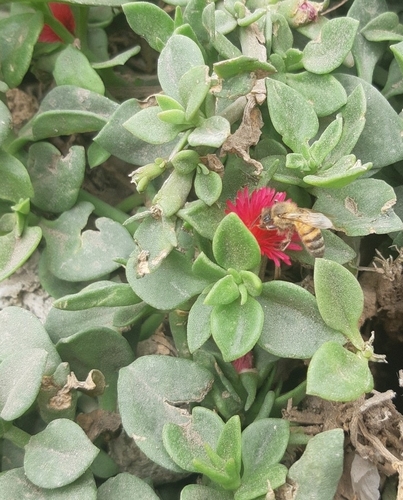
(282, 211), (334, 229)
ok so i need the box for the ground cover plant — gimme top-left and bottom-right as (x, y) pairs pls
(1, 0), (403, 498)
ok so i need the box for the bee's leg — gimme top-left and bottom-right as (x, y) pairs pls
(279, 232), (292, 251)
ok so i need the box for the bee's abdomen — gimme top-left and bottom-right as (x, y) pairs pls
(299, 226), (325, 258)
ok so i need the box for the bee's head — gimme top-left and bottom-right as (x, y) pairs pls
(259, 207), (274, 229)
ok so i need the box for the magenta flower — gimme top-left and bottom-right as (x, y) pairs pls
(226, 187), (301, 267)
(232, 351), (254, 374)
(38, 3), (75, 43)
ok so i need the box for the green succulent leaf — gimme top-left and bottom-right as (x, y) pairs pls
(204, 275), (240, 306)
(188, 116), (231, 148)
(0, 307), (61, 374)
(360, 11), (403, 42)
(158, 34), (205, 103)
(302, 17), (359, 74)
(181, 485), (233, 500)
(304, 155), (372, 188)
(126, 248), (210, 310)
(266, 78), (319, 153)
(0, 348), (48, 421)
(347, 0), (388, 82)
(213, 213), (261, 271)
(24, 419), (99, 488)
(257, 281), (345, 359)
(0, 468), (96, 500)
(0, 151), (34, 203)
(307, 342), (373, 401)
(335, 74), (403, 169)
(123, 2), (174, 51)
(178, 200), (224, 240)
(0, 226), (42, 282)
(27, 143), (85, 213)
(32, 86), (118, 140)
(314, 259), (364, 350)
(187, 293), (213, 353)
(288, 429), (344, 499)
(118, 356), (213, 472)
(163, 406), (225, 472)
(152, 169), (194, 216)
(40, 202), (135, 282)
(0, 100), (12, 146)
(313, 179), (403, 236)
(195, 169), (223, 206)
(123, 106), (188, 145)
(53, 45), (105, 94)
(286, 72), (347, 117)
(0, 12), (43, 88)
(94, 99), (179, 165)
(97, 473), (159, 500)
(211, 296), (264, 361)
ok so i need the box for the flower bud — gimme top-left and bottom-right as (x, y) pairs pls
(277, 0), (324, 28)
(129, 161), (166, 193)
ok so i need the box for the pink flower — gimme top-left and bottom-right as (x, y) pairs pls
(232, 352), (254, 373)
(38, 3), (75, 43)
(225, 187), (301, 267)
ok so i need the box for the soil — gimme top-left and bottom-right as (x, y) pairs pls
(3, 14), (403, 499)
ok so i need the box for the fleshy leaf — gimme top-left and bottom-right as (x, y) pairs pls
(40, 201), (134, 282)
(0, 349), (48, 421)
(286, 72), (347, 117)
(24, 419), (99, 488)
(163, 406), (225, 472)
(0, 226), (42, 282)
(97, 473), (159, 500)
(314, 259), (364, 350)
(213, 213), (261, 271)
(0, 468), (96, 499)
(123, 106), (188, 145)
(53, 45), (105, 94)
(123, 2), (174, 51)
(313, 179), (403, 236)
(118, 356), (213, 471)
(302, 17), (359, 74)
(304, 155), (371, 188)
(187, 293), (213, 353)
(0, 12), (43, 88)
(195, 170), (223, 206)
(266, 78), (318, 153)
(126, 248), (210, 310)
(32, 86), (118, 139)
(158, 34), (205, 103)
(0, 151), (34, 203)
(188, 116), (231, 148)
(257, 281), (345, 359)
(288, 429), (344, 498)
(27, 143), (85, 213)
(94, 99), (179, 165)
(335, 74), (403, 169)
(0, 307), (61, 374)
(307, 342), (373, 401)
(211, 296), (264, 361)
(348, 0), (389, 82)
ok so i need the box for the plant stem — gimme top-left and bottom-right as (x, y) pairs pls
(288, 429), (312, 446)
(272, 380), (307, 416)
(115, 193), (144, 213)
(77, 190), (138, 235)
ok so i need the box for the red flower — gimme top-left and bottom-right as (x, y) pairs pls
(232, 351), (254, 373)
(226, 187), (301, 267)
(38, 3), (75, 43)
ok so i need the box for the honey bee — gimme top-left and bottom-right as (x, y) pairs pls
(259, 201), (334, 258)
